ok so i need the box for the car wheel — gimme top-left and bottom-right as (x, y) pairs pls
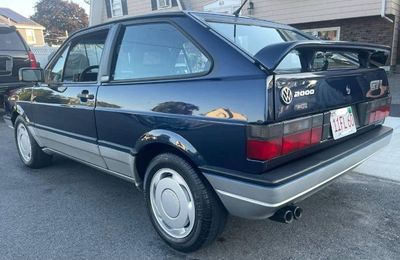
(144, 153), (227, 252)
(14, 116), (52, 168)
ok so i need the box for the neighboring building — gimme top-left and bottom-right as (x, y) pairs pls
(0, 7), (45, 46)
(90, 0), (400, 65)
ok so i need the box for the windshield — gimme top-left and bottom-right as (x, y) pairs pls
(207, 22), (308, 56)
(0, 30), (26, 51)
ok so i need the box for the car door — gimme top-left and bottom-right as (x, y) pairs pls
(95, 21), (214, 178)
(31, 28), (110, 167)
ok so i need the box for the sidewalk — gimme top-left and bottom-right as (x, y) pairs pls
(389, 72), (400, 116)
(354, 116), (400, 182)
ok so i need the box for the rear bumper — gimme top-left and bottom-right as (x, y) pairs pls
(203, 126), (393, 219)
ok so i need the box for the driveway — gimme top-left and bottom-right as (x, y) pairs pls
(0, 119), (399, 259)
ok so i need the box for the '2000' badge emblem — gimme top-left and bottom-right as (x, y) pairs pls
(280, 87), (293, 105)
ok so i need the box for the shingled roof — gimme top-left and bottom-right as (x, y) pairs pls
(0, 7), (44, 29)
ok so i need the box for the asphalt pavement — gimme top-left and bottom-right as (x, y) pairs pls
(0, 119), (400, 259)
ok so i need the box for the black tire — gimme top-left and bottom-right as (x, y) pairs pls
(144, 153), (227, 252)
(14, 116), (52, 168)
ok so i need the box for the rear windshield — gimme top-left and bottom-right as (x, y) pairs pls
(206, 22), (308, 56)
(0, 30), (26, 51)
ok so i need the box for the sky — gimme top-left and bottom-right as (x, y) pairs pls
(0, 0), (90, 18)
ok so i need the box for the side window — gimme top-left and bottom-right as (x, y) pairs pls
(63, 30), (108, 82)
(48, 47), (69, 83)
(275, 51), (302, 74)
(112, 23), (211, 81)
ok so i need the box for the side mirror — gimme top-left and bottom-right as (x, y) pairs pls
(19, 68), (44, 83)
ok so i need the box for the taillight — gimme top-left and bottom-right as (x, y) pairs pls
(28, 51), (38, 68)
(359, 97), (391, 125)
(247, 114), (323, 161)
(369, 106), (390, 124)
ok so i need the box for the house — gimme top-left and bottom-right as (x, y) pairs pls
(90, 0), (400, 65)
(0, 7), (45, 46)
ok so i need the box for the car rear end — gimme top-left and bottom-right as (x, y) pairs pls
(0, 25), (38, 111)
(0, 25), (38, 88)
(191, 13), (393, 219)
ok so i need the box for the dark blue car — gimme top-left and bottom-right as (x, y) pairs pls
(3, 11), (393, 252)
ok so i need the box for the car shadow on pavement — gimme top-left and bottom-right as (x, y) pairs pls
(2, 153), (398, 260)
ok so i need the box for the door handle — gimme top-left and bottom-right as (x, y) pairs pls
(77, 90), (94, 102)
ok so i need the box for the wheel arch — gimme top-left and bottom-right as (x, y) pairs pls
(133, 129), (206, 188)
(11, 104), (29, 125)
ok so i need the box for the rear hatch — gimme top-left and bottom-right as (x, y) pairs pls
(191, 12), (390, 120)
(250, 42), (391, 163)
(256, 41), (391, 122)
(0, 26), (31, 84)
(193, 13), (392, 164)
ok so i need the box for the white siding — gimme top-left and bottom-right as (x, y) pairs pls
(100, 0), (181, 23)
(246, 0), (397, 25)
(182, 0), (215, 11)
(93, 0), (400, 25)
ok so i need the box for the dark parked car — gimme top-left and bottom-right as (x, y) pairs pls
(3, 12), (393, 252)
(0, 24), (38, 107)
(0, 25), (38, 84)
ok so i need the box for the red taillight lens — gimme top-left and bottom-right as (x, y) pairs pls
(247, 139), (282, 161)
(28, 51), (38, 68)
(247, 115), (323, 161)
(369, 104), (390, 124)
(282, 131), (311, 154)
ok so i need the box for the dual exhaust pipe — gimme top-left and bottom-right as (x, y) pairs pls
(270, 205), (303, 224)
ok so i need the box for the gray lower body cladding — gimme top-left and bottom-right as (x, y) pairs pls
(203, 126), (393, 219)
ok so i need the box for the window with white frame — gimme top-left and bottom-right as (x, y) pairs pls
(110, 0), (123, 17)
(157, 0), (172, 9)
(25, 29), (36, 44)
(303, 27), (341, 41)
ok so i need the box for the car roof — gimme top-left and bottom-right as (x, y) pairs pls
(74, 11), (187, 34)
(71, 11), (299, 38)
(188, 11), (295, 30)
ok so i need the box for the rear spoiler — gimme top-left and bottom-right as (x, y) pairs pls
(254, 40), (391, 71)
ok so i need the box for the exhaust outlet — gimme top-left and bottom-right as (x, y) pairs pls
(269, 208), (294, 224)
(288, 205), (303, 220)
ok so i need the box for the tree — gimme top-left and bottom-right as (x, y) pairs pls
(31, 0), (88, 46)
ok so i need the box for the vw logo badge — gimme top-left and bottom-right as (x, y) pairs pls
(280, 87), (293, 105)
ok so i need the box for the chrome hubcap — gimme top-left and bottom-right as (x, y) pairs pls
(17, 124), (32, 163)
(150, 168), (195, 239)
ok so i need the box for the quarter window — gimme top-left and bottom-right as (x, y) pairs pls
(112, 23), (211, 81)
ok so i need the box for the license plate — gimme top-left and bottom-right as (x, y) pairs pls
(330, 107), (357, 140)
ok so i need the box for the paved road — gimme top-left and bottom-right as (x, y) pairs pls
(0, 120), (400, 260)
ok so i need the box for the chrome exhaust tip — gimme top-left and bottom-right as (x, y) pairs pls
(288, 205), (303, 220)
(270, 208), (294, 224)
